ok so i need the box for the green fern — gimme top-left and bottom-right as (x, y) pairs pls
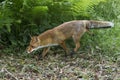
(71, 0), (106, 17)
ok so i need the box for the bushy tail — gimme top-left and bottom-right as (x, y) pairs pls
(88, 20), (114, 29)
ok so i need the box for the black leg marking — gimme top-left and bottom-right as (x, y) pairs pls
(70, 50), (76, 58)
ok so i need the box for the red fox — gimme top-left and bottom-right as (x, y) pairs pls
(27, 20), (114, 58)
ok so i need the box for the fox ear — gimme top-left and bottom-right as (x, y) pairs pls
(36, 37), (40, 43)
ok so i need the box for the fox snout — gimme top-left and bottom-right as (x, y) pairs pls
(27, 47), (34, 53)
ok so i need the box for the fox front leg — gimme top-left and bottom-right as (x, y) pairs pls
(59, 41), (69, 57)
(42, 47), (50, 58)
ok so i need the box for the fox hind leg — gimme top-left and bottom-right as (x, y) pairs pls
(72, 34), (81, 53)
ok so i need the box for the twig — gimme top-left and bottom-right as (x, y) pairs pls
(113, 62), (119, 80)
(0, 65), (18, 80)
(20, 65), (28, 74)
(4, 68), (18, 80)
(0, 65), (6, 73)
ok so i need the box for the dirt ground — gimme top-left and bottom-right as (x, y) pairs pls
(0, 50), (120, 80)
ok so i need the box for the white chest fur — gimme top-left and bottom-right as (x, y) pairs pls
(33, 44), (58, 51)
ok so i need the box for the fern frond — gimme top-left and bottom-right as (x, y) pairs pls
(71, 0), (106, 17)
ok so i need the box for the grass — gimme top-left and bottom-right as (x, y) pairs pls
(80, 21), (120, 56)
(0, 48), (120, 80)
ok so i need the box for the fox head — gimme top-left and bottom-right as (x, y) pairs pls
(27, 36), (41, 53)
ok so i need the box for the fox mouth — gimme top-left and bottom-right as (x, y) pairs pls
(27, 50), (32, 53)
(27, 49), (35, 53)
